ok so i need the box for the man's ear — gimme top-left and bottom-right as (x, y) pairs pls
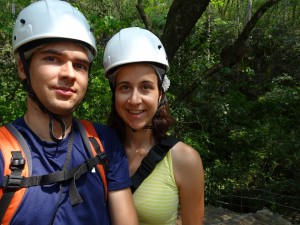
(17, 60), (27, 80)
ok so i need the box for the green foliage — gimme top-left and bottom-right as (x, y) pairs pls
(75, 68), (112, 124)
(0, 1), (27, 125)
(169, 13), (300, 215)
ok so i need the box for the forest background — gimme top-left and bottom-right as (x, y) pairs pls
(0, 0), (299, 223)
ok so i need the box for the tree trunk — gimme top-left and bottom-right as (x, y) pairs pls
(161, 0), (210, 61)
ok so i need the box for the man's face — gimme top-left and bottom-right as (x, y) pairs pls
(18, 41), (90, 116)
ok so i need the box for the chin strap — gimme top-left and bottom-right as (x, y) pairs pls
(49, 113), (66, 143)
(143, 125), (152, 129)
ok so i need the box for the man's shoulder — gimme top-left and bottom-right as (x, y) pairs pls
(83, 121), (120, 145)
(89, 122), (116, 136)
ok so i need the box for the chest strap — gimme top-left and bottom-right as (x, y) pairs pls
(131, 136), (179, 193)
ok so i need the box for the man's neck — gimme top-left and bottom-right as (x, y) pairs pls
(24, 99), (73, 142)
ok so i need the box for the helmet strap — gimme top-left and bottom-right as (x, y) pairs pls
(49, 113), (66, 143)
(18, 50), (31, 84)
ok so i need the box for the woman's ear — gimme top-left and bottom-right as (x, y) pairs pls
(158, 93), (162, 103)
(158, 90), (165, 103)
(17, 60), (27, 80)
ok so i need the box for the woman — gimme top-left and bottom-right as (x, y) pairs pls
(103, 27), (204, 225)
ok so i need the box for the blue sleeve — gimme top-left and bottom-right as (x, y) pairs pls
(93, 123), (132, 191)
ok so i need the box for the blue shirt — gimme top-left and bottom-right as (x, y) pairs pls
(0, 117), (131, 225)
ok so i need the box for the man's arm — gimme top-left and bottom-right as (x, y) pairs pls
(108, 187), (138, 225)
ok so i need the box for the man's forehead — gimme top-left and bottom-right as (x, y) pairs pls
(38, 42), (87, 53)
(35, 42), (90, 60)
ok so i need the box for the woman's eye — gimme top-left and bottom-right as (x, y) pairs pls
(143, 84), (153, 91)
(121, 85), (130, 91)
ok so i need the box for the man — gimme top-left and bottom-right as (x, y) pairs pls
(0, 1), (138, 225)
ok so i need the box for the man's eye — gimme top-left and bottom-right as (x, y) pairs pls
(74, 63), (88, 71)
(45, 56), (56, 62)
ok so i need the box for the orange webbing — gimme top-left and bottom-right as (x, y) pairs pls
(80, 120), (108, 201)
(0, 126), (29, 225)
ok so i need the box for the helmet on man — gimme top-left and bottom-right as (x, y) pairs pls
(12, 0), (97, 58)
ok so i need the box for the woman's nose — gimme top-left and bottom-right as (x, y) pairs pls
(128, 89), (142, 104)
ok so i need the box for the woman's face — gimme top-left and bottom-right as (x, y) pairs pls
(114, 63), (160, 131)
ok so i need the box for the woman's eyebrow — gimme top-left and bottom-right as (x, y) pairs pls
(116, 80), (129, 86)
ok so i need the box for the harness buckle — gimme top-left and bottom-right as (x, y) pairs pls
(97, 152), (107, 164)
(10, 151), (25, 170)
(4, 174), (23, 189)
(10, 158), (25, 170)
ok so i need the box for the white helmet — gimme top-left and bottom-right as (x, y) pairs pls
(103, 27), (169, 77)
(12, 0), (97, 57)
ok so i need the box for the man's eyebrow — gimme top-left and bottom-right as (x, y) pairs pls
(39, 49), (90, 63)
(39, 49), (62, 55)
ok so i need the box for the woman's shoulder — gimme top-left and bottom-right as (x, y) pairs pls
(171, 141), (202, 166)
(171, 141), (204, 185)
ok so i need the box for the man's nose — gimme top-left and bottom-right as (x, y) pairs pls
(60, 61), (76, 79)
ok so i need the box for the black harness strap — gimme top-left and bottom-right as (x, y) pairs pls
(0, 151), (25, 221)
(5, 124), (32, 175)
(75, 120), (108, 202)
(1, 154), (105, 189)
(131, 136), (179, 193)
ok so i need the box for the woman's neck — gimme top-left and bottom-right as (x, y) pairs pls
(124, 128), (156, 176)
(125, 127), (155, 151)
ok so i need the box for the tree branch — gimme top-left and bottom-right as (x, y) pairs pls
(178, 0), (282, 101)
(136, 0), (152, 30)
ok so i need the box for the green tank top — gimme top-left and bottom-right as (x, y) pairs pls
(133, 150), (179, 225)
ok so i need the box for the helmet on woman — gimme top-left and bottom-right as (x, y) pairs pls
(12, 0), (97, 57)
(103, 27), (169, 77)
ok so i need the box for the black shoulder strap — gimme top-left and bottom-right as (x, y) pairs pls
(131, 136), (179, 193)
(75, 119), (108, 203)
(75, 119), (107, 173)
(5, 123), (32, 175)
(0, 123), (32, 223)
